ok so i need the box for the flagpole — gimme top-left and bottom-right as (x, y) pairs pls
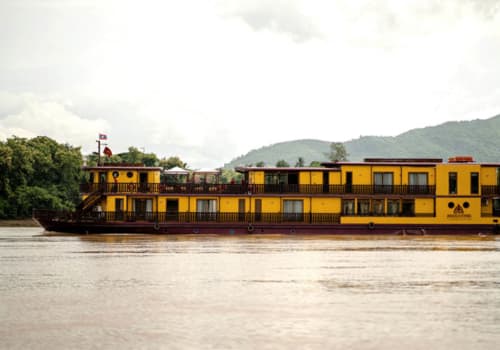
(97, 139), (101, 165)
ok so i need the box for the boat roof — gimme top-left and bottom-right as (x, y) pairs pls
(322, 159), (444, 167)
(235, 166), (333, 173)
(164, 166), (189, 174)
(83, 164), (162, 171)
(194, 168), (220, 174)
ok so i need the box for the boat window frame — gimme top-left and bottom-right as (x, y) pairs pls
(449, 172), (458, 195)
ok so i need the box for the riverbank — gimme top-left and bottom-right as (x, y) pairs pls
(0, 219), (39, 227)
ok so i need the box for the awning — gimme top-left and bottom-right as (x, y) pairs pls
(164, 166), (189, 174)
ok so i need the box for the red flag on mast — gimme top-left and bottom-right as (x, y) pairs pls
(103, 146), (112, 157)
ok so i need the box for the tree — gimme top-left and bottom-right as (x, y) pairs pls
(328, 142), (348, 162)
(255, 161), (265, 167)
(219, 169), (242, 184)
(0, 142), (13, 196)
(0, 136), (82, 219)
(276, 160), (290, 167)
(309, 160), (322, 167)
(159, 156), (188, 170)
(142, 153), (159, 167)
(295, 157), (305, 167)
(121, 147), (143, 164)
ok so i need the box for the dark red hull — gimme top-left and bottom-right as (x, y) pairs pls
(34, 218), (500, 236)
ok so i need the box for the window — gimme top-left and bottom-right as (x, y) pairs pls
(387, 200), (400, 216)
(197, 199), (217, 212)
(374, 172), (393, 193)
(409, 173), (428, 185)
(283, 200), (303, 221)
(374, 172), (393, 185)
(470, 172), (479, 194)
(265, 173), (287, 184)
(342, 199), (354, 215)
(409, 172), (429, 194)
(265, 173), (288, 192)
(449, 172), (457, 194)
(357, 199), (370, 216)
(197, 199), (217, 221)
(373, 199), (384, 215)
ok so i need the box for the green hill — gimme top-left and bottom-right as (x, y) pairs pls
(224, 114), (500, 168)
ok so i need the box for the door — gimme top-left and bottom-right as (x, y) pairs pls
(139, 172), (148, 192)
(115, 198), (124, 220)
(346, 172), (352, 193)
(323, 171), (330, 193)
(255, 199), (262, 222)
(166, 199), (179, 221)
(493, 198), (500, 217)
(99, 172), (107, 192)
(134, 199), (152, 220)
(402, 200), (415, 217)
(238, 199), (246, 222)
(288, 172), (299, 192)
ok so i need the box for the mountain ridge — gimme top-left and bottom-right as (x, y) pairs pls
(224, 115), (500, 168)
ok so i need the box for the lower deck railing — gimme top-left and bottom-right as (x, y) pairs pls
(34, 210), (342, 224)
(34, 210), (442, 225)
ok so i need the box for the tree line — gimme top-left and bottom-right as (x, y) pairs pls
(0, 137), (189, 219)
(0, 136), (347, 219)
(0, 136), (83, 218)
(246, 142), (348, 167)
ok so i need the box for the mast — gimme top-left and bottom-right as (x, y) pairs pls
(96, 139), (101, 165)
(96, 133), (107, 165)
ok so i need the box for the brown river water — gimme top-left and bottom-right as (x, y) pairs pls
(1, 227), (499, 349)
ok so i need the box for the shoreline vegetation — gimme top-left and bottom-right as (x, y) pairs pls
(0, 219), (39, 227)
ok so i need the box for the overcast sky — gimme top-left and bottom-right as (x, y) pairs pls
(1, 0), (499, 168)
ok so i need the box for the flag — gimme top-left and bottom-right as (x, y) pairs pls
(99, 133), (107, 140)
(103, 146), (112, 157)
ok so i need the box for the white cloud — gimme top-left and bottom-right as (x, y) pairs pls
(0, 94), (110, 151)
(218, 0), (322, 42)
(0, 0), (499, 167)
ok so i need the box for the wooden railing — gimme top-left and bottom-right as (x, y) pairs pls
(80, 183), (436, 195)
(481, 186), (500, 195)
(33, 209), (441, 225)
(33, 210), (342, 224)
(341, 212), (435, 217)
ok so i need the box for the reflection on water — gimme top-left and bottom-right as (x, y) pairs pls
(1, 228), (500, 349)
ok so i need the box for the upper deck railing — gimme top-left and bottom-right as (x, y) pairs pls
(481, 186), (500, 195)
(80, 183), (436, 195)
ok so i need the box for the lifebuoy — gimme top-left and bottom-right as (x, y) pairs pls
(127, 183), (134, 192)
(368, 222), (375, 230)
(153, 222), (160, 231)
(247, 223), (254, 233)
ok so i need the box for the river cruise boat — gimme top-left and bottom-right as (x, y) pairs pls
(34, 156), (500, 235)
